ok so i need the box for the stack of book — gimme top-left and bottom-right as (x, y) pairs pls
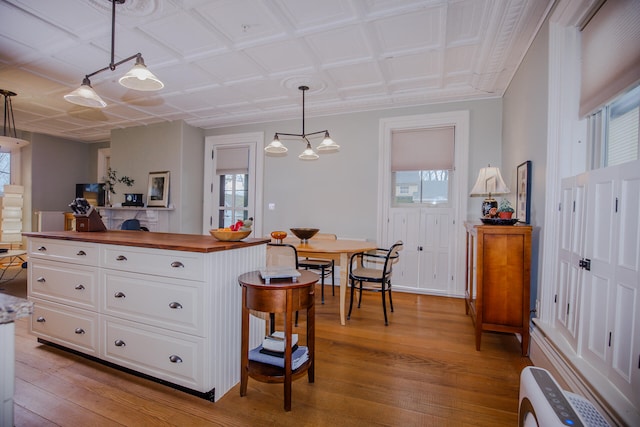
(248, 331), (308, 370)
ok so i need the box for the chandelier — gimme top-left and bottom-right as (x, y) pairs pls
(265, 86), (339, 160)
(64, 0), (163, 108)
(0, 90), (29, 149)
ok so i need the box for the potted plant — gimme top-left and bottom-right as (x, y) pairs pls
(498, 198), (515, 219)
(103, 167), (134, 206)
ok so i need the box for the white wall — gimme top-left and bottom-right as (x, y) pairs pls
(205, 98), (503, 241)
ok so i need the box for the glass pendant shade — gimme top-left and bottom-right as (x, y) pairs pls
(118, 56), (164, 91)
(265, 135), (288, 153)
(316, 131), (340, 151)
(298, 141), (319, 160)
(64, 78), (107, 108)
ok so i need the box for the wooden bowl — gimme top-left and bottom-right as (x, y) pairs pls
(290, 228), (319, 242)
(209, 229), (251, 241)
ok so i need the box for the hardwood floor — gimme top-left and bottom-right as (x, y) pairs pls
(3, 270), (532, 426)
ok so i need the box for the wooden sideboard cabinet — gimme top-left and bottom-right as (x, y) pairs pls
(464, 222), (532, 356)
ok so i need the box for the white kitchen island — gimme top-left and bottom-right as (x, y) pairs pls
(22, 230), (268, 402)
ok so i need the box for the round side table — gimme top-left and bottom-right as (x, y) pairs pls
(238, 270), (318, 411)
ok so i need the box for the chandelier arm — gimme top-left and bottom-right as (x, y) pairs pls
(85, 53), (141, 80)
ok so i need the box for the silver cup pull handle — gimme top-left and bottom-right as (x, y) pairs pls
(169, 355), (183, 363)
(114, 339), (126, 347)
(169, 302), (183, 309)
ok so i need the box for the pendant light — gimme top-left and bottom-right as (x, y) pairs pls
(64, 0), (163, 108)
(0, 90), (30, 149)
(265, 86), (339, 160)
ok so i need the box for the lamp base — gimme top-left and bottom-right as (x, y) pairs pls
(481, 197), (498, 217)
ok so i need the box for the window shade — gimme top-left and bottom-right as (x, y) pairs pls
(215, 146), (249, 175)
(391, 126), (454, 171)
(579, 0), (640, 117)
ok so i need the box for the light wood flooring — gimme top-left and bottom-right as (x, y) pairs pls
(2, 269), (532, 426)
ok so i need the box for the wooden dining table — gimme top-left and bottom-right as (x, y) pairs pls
(284, 237), (378, 325)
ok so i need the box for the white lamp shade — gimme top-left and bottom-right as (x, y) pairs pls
(265, 136), (288, 153)
(0, 135), (29, 150)
(298, 143), (319, 160)
(316, 133), (340, 152)
(470, 166), (510, 196)
(64, 83), (107, 108)
(119, 63), (164, 91)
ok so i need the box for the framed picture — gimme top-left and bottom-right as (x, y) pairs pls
(516, 161), (531, 223)
(147, 171), (170, 207)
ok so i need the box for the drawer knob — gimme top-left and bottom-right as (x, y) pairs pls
(75, 328), (85, 335)
(169, 355), (183, 363)
(36, 316), (46, 323)
(114, 291), (126, 298)
(75, 284), (85, 290)
(37, 277), (46, 283)
(38, 246), (47, 252)
(169, 302), (183, 309)
(116, 255), (128, 261)
(76, 250), (87, 256)
(171, 261), (184, 268)
(114, 339), (126, 347)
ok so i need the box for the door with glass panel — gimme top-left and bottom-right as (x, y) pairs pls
(203, 134), (261, 236)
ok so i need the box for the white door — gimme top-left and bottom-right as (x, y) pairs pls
(202, 133), (264, 237)
(387, 208), (453, 294)
(580, 160), (640, 408)
(555, 174), (587, 350)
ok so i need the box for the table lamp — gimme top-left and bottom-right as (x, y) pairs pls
(470, 165), (510, 217)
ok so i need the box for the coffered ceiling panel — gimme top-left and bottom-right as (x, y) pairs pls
(0, 0), (553, 142)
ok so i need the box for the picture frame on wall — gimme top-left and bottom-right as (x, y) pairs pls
(516, 161), (531, 223)
(147, 171), (170, 207)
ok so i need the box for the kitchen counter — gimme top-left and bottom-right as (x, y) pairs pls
(23, 230), (269, 253)
(23, 230), (268, 402)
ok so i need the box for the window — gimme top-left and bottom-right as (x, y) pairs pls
(214, 145), (250, 228)
(218, 173), (249, 228)
(589, 84), (639, 168)
(0, 152), (10, 191)
(391, 127), (454, 206)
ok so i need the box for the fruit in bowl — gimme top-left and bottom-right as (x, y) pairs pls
(209, 229), (251, 241)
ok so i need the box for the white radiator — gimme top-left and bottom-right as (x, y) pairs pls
(519, 367), (610, 427)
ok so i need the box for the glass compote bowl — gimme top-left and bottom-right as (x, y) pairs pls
(289, 228), (319, 243)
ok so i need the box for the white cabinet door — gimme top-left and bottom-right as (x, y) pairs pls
(386, 207), (453, 294)
(581, 161), (640, 409)
(555, 174), (586, 350)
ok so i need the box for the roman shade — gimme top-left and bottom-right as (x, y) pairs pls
(215, 146), (249, 175)
(391, 126), (454, 171)
(579, 0), (640, 117)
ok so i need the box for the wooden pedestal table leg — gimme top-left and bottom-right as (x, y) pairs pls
(240, 286), (249, 397)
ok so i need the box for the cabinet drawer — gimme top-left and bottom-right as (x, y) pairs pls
(28, 238), (98, 266)
(102, 270), (203, 336)
(102, 317), (204, 390)
(29, 260), (98, 310)
(101, 245), (204, 281)
(29, 299), (99, 355)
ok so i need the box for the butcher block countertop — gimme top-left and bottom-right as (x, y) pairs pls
(23, 230), (269, 253)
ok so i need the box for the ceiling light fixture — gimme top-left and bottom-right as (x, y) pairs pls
(265, 85), (339, 160)
(64, 0), (163, 108)
(0, 89), (30, 149)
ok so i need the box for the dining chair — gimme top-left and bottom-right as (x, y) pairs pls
(266, 243), (299, 333)
(347, 241), (403, 325)
(298, 233), (336, 304)
(120, 218), (149, 231)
